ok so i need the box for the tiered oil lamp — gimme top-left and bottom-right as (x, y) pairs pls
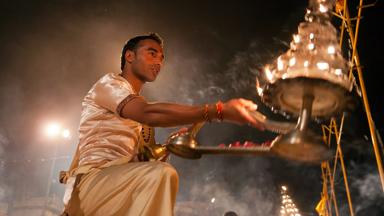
(256, 0), (354, 162)
(165, 0), (355, 163)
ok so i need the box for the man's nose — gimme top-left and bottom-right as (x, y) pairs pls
(154, 58), (163, 67)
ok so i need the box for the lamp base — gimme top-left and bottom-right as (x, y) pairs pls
(271, 129), (333, 163)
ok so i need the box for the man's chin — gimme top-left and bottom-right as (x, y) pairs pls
(147, 71), (159, 82)
(146, 77), (157, 82)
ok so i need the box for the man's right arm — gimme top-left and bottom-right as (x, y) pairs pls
(119, 96), (264, 129)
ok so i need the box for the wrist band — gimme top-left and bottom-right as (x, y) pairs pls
(216, 101), (223, 122)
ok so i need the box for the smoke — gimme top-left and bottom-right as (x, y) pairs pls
(352, 169), (384, 215)
(220, 40), (270, 98)
(354, 173), (382, 200)
(328, 145), (384, 216)
(189, 182), (252, 215)
(188, 181), (275, 216)
(148, 33), (289, 216)
(354, 173), (383, 207)
(0, 134), (5, 157)
(0, 0), (382, 215)
(0, 130), (11, 202)
(174, 157), (278, 216)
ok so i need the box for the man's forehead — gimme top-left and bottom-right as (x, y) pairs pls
(137, 39), (163, 52)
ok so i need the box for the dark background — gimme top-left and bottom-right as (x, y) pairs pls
(0, 0), (383, 215)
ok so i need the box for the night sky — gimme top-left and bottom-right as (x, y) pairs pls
(0, 0), (383, 215)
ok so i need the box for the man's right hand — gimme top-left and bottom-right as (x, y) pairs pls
(222, 98), (265, 130)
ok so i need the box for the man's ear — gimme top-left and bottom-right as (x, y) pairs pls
(125, 50), (135, 63)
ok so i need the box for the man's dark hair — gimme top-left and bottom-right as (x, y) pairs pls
(120, 33), (163, 71)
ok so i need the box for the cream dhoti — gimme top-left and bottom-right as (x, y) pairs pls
(66, 161), (179, 216)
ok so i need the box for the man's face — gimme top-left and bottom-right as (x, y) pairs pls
(130, 39), (164, 82)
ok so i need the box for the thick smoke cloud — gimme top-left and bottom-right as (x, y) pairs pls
(0, 0), (383, 215)
(0, 130), (11, 203)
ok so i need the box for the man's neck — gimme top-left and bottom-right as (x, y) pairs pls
(121, 70), (144, 94)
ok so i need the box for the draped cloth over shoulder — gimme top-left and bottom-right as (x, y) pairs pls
(78, 72), (143, 167)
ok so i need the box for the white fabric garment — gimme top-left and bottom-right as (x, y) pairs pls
(78, 72), (141, 167)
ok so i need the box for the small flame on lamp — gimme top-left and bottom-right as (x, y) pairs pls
(293, 34), (300, 43)
(265, 66), (274, 81)
(317, 62), (329, 70)
(308, 43), (315, 50)
(289, 57), (296, 66)
(319, 4), (328, 13)
(327, 46), (336, 54)
(277, 57), (284, 71)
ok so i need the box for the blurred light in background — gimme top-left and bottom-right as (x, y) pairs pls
(43, 122), (71, 139)
(62, 129), (71, 139)
(44, 122), (61, 138)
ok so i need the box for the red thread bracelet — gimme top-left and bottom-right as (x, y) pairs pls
(216, 101), (223, 122)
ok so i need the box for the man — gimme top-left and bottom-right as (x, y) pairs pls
(62, 33), (263, 216)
